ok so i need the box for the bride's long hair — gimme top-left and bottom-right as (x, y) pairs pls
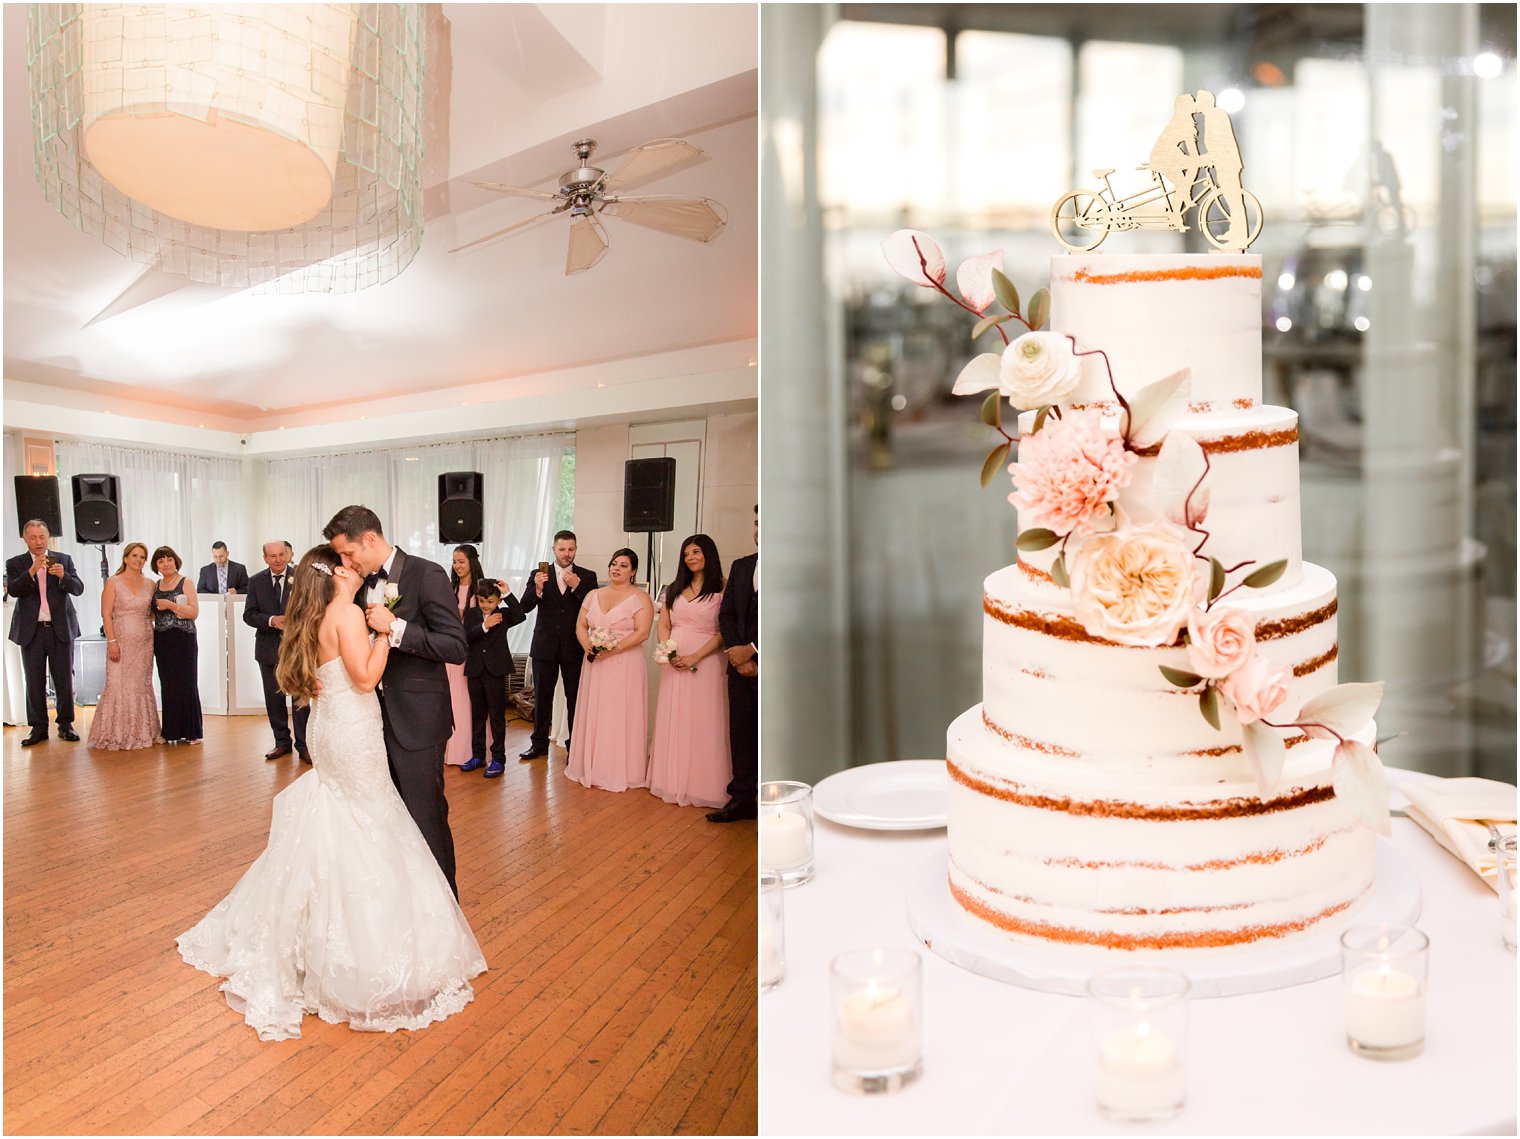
(275, 544), (343, 707)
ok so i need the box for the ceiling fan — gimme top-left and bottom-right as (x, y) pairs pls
(450, 137), (728, 275)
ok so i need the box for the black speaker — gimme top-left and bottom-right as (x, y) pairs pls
(14, 476), (63, 539)
(438, 471), (483, 544)
(71, 474), (122, 544)
(623, 457), (676, 533)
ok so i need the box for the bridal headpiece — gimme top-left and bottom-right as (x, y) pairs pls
(310, 561), (334, 577)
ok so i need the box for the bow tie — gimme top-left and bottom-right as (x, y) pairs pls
(365, 568), (388, 589)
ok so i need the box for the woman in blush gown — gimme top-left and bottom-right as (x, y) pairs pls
(648, 535), (731, 808)
(566, 548), (654, 793)
(177, 544), (486, 1042)
(150, 546), (202, 744)
(88, 542), (161, 750)
(444, 545), (485, 767)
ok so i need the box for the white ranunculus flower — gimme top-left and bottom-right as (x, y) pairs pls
(999, 331), (1081, 409)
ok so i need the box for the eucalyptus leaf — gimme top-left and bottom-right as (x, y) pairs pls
(1032, 405), (1051, 434)
(1050, 555), (1069, 589)
(990, 268), (1021, 317)
(1208, 557), (1225, 601)
(979, 442), (1012, 488)
(1298, 681), (1385, 741)
(980, 391), (1002, 428)
(1125, 368), (1192, 450)
(1331, 739), (1392, 836)
(971, 313), (1014, 340)
(1159, 665), (1203, 688)
(1242, 559), (1288, 589)
(1015, 527), (1060, 552)
(1027, 288), (1050, 331)
(1200, 684), (1221, 730)
(951, 352), (1002, 396)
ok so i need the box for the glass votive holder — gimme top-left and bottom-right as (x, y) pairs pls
(759, 780), (814, 886)
(1340, 924), (1429, 1061)
(1497, 834), (1517, 954)
(830, 947), (923, 1095)
(760, 872), (785, 991)
(1086, 966), (1190, 1123)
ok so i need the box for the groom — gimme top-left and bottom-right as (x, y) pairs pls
(324, 505), (468, 896)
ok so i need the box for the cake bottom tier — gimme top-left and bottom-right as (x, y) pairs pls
(946, 706), (1376, 952)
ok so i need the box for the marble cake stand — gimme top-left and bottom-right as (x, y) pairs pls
(905, 838), (1421, 997)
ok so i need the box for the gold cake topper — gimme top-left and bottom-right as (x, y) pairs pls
(1051, 90), (1263, 253)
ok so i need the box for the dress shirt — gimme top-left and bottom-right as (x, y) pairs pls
(366, 548), (406, 646)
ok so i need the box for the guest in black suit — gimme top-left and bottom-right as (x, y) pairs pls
(518, 529), (597, 762)
(324, 505), (468, 896)
(244, 540), (309, 763)
(196, 541), (250, 595)
(6, 518), (84, 746)
(463, 579), (526, 778)
(709, 507), (759, 822)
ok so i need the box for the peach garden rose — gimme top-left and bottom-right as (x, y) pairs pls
(1069, 519), (1199, 647)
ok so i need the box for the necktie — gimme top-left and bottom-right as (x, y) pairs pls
(38, 559), (51, 622)
(275, 574), (284, 607)
(218, 564), (227, 593)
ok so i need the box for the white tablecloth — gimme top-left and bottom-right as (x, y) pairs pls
(760, 770), (1517, 1135)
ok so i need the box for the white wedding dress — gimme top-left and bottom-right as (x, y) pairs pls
(178, 657), (487, 1041)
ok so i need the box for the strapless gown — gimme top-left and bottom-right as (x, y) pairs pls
(177, 657), (486, 1041)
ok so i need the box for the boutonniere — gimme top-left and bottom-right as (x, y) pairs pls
(384, 582), (401, 610)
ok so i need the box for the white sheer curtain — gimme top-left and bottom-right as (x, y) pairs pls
(262, 433), (571, 652)
(53, 441), (246, 638)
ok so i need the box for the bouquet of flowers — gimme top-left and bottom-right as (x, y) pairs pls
(653, 638), (679, 664)
(587, 625), (620, 660)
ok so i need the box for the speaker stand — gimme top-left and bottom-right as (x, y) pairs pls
(645, 532), (656, 597)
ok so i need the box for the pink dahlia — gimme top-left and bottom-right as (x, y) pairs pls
(1009, 410), (1137, 537)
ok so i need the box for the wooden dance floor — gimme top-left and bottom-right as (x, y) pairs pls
(3, 710), (758, 1135)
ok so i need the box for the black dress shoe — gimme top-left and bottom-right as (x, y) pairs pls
(21, 731), (46, 747)
(705, 800), (758, 823)
(299, 749), (312, 765)
(265, 745), (293, 760)
(56, 727), (80, 742)
(518, 747), (547, 762)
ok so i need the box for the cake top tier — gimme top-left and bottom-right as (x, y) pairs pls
(1050, 254), (1262, 410)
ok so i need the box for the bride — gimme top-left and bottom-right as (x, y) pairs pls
(177, 544), (486, 1041)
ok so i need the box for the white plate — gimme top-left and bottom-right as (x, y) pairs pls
(813, 760), (948, 830)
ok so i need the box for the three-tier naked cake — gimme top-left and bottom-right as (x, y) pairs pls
(944, 253), (1381, 952)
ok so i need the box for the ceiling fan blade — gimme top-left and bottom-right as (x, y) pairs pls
(601, 139), (708, 193)
(566, 215), (610, 275)
(601, 196), (728, 243)
(449, 208), (561, 255)
(469, 180), (562, 201)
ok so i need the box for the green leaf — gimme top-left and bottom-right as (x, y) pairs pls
(1208, 557), (1225, 601)
(1032, 404), (1051, 434)
(1050, 555), (1069, 588)
(991, 269), (1020, 316)
(980, 391), (1002, 428)
(1159, 665), (1204, 688)
(1015, 527), (1060, 552)
(979, 442), (1011, 488)
(1027, 287), (1051, 331)
(971, 312), (1014, 340)
(1242, 559), (1288, 589)
(1200, 685), (1221, 730)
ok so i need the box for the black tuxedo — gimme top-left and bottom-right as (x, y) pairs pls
(6, 550), (85, 732)
(359, 548), (467, 895)
(243, 566), (307, 752)
(519, 562), (597, 754)
(197, 560), (250, 594)
(719, 552), (758, 803)
(464, 595), (525, 761)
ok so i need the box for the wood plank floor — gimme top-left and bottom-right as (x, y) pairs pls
(3, 708), (758, 1136)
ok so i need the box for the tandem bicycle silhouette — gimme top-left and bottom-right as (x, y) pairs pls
(1050, 165), (1263, 252)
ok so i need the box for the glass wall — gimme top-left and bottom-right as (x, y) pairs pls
(762, 3), (1516, 783)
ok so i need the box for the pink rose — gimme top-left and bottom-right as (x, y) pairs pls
(1009, 410), (1136, 538)
(1185, 605), (1256, 679)
(1069, 519), (1200, 647)
(1219, 655), (1289, 725)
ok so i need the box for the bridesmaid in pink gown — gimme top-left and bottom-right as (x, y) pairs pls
(444, 546), (484, 766)
(88, 542), (162, 750)
(566, 548), (654, 792)
(648, 535), (731, 808)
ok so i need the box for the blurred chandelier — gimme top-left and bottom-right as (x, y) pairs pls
(26, 3), (425, 293)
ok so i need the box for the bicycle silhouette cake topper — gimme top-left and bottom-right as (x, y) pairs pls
(1051, 89), (1263, 253)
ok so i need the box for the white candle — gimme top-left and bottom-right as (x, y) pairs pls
(833, 984), (919, 1072)
(759, 812), (810, 872)
(1095, 1022), (1186, 1117)
(1345, 965), (1425, 1049)
(760, 923), (784, 988)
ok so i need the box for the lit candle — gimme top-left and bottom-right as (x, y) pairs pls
(1345, 964), (1425, 1051)
(1095, 1021), (1187, 1117)
(832, 984), (919, 1073)
(759, 812), (809, 872)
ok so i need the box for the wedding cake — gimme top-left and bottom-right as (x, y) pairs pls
(884, 229), (1390, 954)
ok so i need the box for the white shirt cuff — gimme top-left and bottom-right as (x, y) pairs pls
(388, 617), (407, 647)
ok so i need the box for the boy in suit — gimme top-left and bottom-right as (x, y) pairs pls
(463, 579), (526, 778)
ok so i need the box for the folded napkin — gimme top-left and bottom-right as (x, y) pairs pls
(1398, 777), (1517, 891)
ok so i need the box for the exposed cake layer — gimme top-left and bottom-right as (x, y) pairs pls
(1050, 253), (1262, 409)
(945, 706), (1377, 950)
(1014, 404), (1305, 591)
(984, 561), (1338, 762)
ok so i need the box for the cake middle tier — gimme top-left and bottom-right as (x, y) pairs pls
(982, 561), (1339, 762)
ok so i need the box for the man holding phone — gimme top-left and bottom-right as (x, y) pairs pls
(6, 519), (84, 746)
(518, 530), (596, 762)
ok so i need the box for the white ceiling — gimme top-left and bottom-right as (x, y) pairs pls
(2, 4), (758, 423)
